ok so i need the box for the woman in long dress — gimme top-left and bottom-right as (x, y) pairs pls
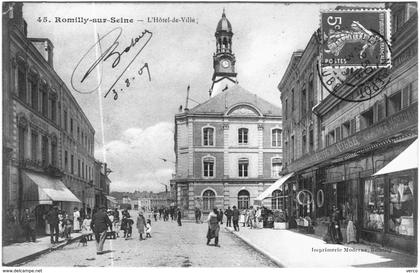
(136, 211), (147, 240)
(206, 208), (220, 247)
(81, 214), (92, 240)
(73, 207), (80, 232)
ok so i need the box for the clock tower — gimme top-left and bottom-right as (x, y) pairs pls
(210, 10), (238, 97)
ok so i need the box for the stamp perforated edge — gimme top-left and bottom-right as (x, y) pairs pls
(319, 8), (392, 69)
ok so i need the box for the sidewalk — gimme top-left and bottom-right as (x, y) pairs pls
(2, 233), (84, 266)
(225, 226), (417, 267)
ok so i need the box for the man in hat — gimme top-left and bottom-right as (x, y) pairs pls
(90, 205), (112, 254)
(47, 205), (60, 243)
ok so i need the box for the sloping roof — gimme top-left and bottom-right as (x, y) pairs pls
(189, 85), (282, 116)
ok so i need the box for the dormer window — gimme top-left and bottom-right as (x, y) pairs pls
(203, 127), (214, 146)
(238, 128), (248, 144)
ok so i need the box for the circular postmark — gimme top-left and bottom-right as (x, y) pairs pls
(317, 31), (392, 103)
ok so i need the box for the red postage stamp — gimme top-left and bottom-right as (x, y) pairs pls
(321, 9), (391, 68)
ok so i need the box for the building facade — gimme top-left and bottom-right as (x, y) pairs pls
(2, 3), (98, 238)
(171, 12), (283, 219)
(278, 4), (417, 253)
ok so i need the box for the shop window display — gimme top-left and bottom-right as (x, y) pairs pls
(389, 176), (414, 236)
(363, 178), (385, 231)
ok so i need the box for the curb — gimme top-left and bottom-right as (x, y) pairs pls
(225, 227), (284, 268)
(3, 234), (84, 266)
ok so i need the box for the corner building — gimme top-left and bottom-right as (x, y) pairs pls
(2, 3), (96, 238)
(171, 12), (283, 219)
(278, 4), (417, 253)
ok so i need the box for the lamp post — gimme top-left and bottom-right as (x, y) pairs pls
(160, 158), (175, 206)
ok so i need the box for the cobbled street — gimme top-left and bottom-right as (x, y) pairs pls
(22, 217), (277, 267)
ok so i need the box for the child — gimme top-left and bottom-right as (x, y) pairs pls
(146, 219), (152, 238)
(64, 214), (73, 239)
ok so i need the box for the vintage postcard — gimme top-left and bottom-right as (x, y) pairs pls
(2, 1), (418, 270)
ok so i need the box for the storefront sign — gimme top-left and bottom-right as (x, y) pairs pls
(289, 103), (417, 172)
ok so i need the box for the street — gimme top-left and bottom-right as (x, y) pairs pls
(22, 216), (277, 267)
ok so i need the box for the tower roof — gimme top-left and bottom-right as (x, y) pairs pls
(216, 10), (232, 32)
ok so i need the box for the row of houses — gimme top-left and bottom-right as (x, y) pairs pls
(2, 3), (112, 239)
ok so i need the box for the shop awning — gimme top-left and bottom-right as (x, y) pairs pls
(106, 195), (117, 204)
(254, 172), (295, 202)
(22, 171), (81, 203)
(373, 139), (418, 176)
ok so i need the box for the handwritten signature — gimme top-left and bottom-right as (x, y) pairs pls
(71, 27), (153, 99)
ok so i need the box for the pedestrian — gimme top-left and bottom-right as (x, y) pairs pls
(21, 208), (36, 242)
(329, 206), (343, 244)
(46, 206), (60, 243)
(64, 214), (73, 239)
(195, 207), (201, 224)
(146, 219), (152, 238)
(122, 207), (130, 219)
(224, 206), (233, 227)
(58, 210), (65, 238)
(6, 207), (18, 243)
(73, 207), (81, 232)
(232, 206), (240, 231)
(136, 211), (147, 240)
(153, 208), (158, 222)
(113, 208), (120, 237)
(248, 207), (255, 229)
(177, 208), (182, 226)
(90, 205), (112, 255)
(81, 214), (93, 241)
(206, 208), (220, 247)
(242, 209), (248, 227)
(218, 208), (224, 224)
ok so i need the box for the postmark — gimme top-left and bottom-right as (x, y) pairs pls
(321, 9), (391, 68)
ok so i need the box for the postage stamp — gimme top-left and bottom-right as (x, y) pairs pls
(321, 9), (391, 68)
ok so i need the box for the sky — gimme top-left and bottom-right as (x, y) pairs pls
(23, 2), (381, 192)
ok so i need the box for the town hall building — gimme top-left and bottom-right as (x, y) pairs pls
(171, 11), (283, 219)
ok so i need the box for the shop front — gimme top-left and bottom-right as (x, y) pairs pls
(21, 170), (81, 235)
(363, 139), (417, 254)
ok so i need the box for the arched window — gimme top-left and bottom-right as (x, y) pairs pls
(272, 128), (282, 147)
(203, 156), (215, 177)
(202, 190), (216, 211)
(238, 190), (250, 210)
(271, 158), (282, 177)
(272, 189), (282, 210)
(238, 128), (248, 144)
(202, 127), (214, 146)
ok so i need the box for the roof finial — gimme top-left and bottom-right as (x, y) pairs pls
(222, 8), (226, 17)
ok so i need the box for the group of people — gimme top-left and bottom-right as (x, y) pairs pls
(18, 206), (89, 243)
(88, 206), (153, 254)
(196, 206), (261, 232)
(151, 206), (183, 226)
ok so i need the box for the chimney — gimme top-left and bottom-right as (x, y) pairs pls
(8, 3), (27, 36)
(29, 38), (54, 68)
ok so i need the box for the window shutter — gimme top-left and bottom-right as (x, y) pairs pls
(377, 100), (385, 121)
(402, 86), (410, 108)
(350, 118), (356, 134)
(335, 127), (341, 142)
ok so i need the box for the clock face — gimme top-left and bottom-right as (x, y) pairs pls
(221, 60), (230, 68)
